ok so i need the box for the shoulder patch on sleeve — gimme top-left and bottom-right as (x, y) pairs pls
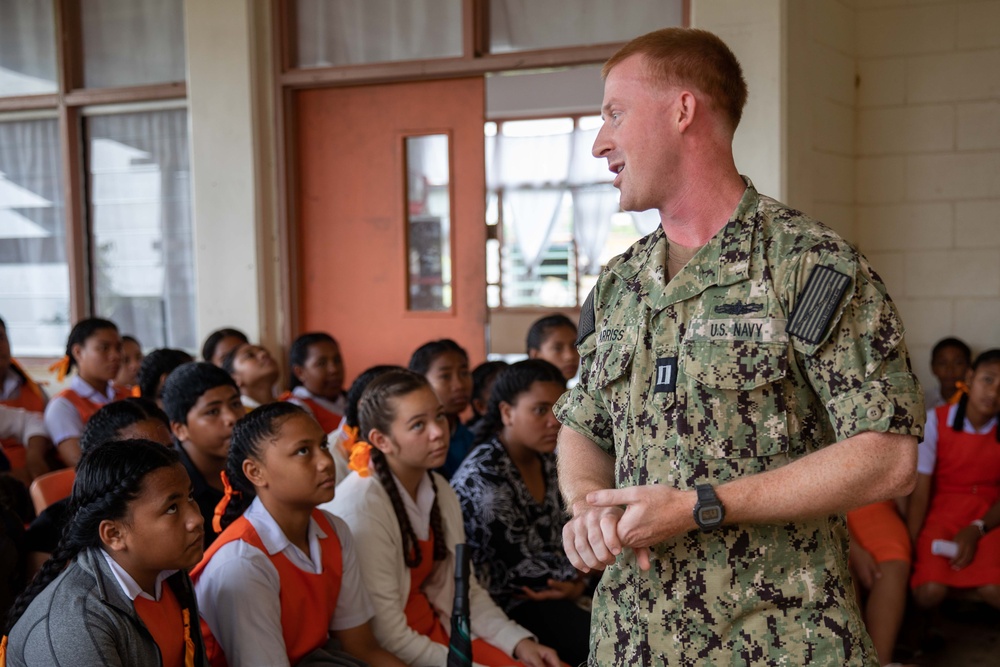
(576, 287), (596, 346)
(787, 265), (852, 345)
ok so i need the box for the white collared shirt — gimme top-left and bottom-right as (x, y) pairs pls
(918, 403), (999, 475)
(194, 497), (374, 667)
(100, 548), (176, 602)
(392, 471), (436, 541)
(43, 376), (117, 445)
(1, 368), (22, 401)
(0, 405), (48, 447)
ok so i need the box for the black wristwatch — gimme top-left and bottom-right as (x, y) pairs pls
(693, 484), (725, 532)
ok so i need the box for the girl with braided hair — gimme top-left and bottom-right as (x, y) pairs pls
(451, 360), (589, 667)
(2, 439), (209, 667)
(328, 369), (562, 667)
(190, 402), (404, 667)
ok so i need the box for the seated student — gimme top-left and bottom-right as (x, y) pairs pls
(327, 365), (405, 486)
(192, 402), (405, 667)
(452, 360), (589, 666)
(201, 328), (249, 368)
(329, 370), (561, 667)
(467, 361), (508, 431)
(44, 318), (130, 468)
(114, 335), (144, 392)
(25, 398), (173, 559)
(925, 337), (972, 409)
(137, 348), (195, 410)
(0, 316), (50, 481)
(283, 332), (347, 434)
(909, 349), (1000, 611)
(0, 406), (51, 487)
(221, 343), (280, 412)
(162, 363), (245, 548)
(525, 315), (579, 383)
(2, 439), (209, 667)
(409, 339), (475, 479)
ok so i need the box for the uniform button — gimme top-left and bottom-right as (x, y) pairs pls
(867, 407), (881, 420)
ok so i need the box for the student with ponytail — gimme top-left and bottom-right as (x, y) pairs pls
(451, 360), (589, 667)
(191, 402), (403, 667)
(282, 332), (347, 434)
(908, 348), (1000, 611)
(43, 318), (130, 468)
(2, 439), (208, 667)
(329, 369), (561, 667)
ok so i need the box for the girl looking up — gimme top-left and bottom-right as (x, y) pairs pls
(452, 360), (588, 666)
(3, 439), (209, 667)
(284, 332), (347, 434)
(221, 344), (280, 412)
(329, 369), (561, 667)
(44, 318), (130, 468)
(409, 339), (474, 479)
(909, 348), (1000, 611)
(191, 402), (404, 667)
(201, 329), (248, 368)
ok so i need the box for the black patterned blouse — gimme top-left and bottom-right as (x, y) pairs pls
(450, 437), (577, 613)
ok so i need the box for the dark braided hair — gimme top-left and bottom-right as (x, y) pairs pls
(526, 314), (577, 353)
(472, 359), (566, 446)
(289, 332), (339, 390)
(951, 348), (1000, 442)
(218, 402), (309, 531)
(80, 398), (170, 454)
(5, 439), (178, 634)
(358, 370), (447, 568)
(201, 328), (249, 365)
(64, 318), (118, 373)
(137, 348), (194, 401)
(408, 339), (468, 375)
(344, 365), (406, 429)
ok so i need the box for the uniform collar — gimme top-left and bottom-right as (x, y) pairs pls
(611, 178), (759, 313)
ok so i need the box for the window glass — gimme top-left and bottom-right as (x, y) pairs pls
(489, 0), (683, 54)
(405, 134), (452, 311)
(0, 0), (58, 96)
(295, 0), (463, 68)
(86, 109), (196, 349)
(81, 0), (186, 88)
(0, 118), (69, 355)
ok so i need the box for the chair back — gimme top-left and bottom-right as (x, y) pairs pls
(29, 468), (76, 515)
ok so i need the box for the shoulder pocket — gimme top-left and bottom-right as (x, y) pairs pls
(682, 340), (789, 459)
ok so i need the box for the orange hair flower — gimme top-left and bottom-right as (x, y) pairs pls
(48, 355), (71, 383)
(348, 438), (372, 478)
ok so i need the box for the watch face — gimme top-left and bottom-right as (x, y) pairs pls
(698, 506), (722, 524)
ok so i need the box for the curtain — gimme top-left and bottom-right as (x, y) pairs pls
(573, 185), (619, 275)
(0, 0), (57, 95)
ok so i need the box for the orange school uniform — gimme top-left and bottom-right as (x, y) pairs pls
(54, 385), (131, 424)
(279, 391), (343, 434)
(191, 509), (343, 667)
(133, 584), (195, 667)
(0, 362), (47, 470)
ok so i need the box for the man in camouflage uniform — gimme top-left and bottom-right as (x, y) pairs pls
(555, 28), (924, 666)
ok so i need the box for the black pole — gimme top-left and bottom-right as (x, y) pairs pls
(447, 543), (473, 667)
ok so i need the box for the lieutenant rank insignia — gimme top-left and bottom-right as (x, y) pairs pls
(787, 265), (851, 344)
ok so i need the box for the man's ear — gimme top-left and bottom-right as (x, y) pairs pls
(99, 519), (127, 552)
(171, 421), (189, 443)
(676, 90), (698, 133)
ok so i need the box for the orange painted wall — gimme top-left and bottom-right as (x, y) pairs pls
(294, 78), (487, 383)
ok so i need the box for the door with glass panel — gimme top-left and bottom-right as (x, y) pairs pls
(294, 77), (486, 374)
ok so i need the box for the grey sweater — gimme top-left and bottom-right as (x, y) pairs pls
(5, 547), (208, 666)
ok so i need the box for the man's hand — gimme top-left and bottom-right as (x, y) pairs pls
(587, 485), (697, 571)
(512, 638), (561, 667)
(951, 525), (981, 570)
(562, 501), (624, 573)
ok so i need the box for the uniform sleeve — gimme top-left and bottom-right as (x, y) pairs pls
(917, 408), (939, 475)
(324, 513), (375, 631)
(554, 307), (617, 456)
(193, 540), (291, 667)
(0, 405), (49, 445)
(43, 396), (84, 446)
(783, 241), (925, 442)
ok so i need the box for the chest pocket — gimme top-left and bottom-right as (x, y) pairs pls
(681, 339), (789, 459)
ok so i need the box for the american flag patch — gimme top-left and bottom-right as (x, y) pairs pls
(787, 265), (851, 344)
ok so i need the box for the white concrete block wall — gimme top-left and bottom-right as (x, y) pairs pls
(856, 0), (1000, 393)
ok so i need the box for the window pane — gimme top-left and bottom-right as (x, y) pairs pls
(0, 0), (58, 96)
(0, 118), (69, 356)
(490, 0), (683, 54)
(295, 0), (463, 68)
(81, 0), (186, 88)
(87, 109), (196, 350)
(406, 134), (452, 312)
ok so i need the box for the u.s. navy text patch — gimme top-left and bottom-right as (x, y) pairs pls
(787, 265), (851, 344)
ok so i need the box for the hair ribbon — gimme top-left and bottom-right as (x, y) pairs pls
(348, 436), (372, 478)
(48, 355), (71, 383)
(212, 470), (241, 533)
(948, 381), (968, 405)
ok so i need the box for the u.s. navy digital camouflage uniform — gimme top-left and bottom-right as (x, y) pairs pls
(555, 179), (924, 666)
